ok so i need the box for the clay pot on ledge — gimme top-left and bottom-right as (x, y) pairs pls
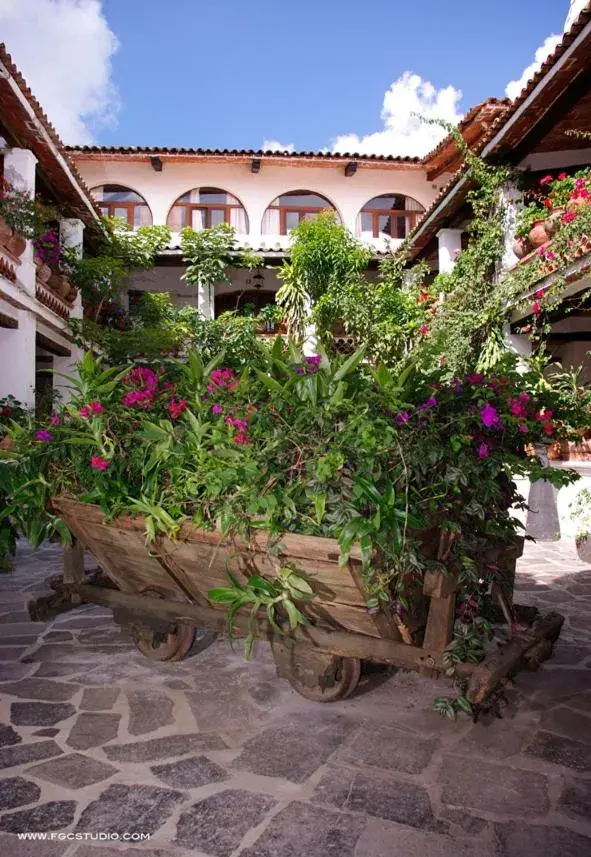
(566, 196), (591, 214)
(528, 221), (550, 248)
(34, 255), (52, 284)
(544, 210), (564, 237)
(48, 271), (71, 299)
(512, 237), (531, 259)
(0, 217), (12, 248)
(65, 285), (78, 303)
(6, 231), (27, 258)
(547, 440), (563, 461)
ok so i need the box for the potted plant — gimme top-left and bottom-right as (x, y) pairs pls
(515, 203), (550, 248)
(569, 488), (591, 562)
(0, 179), (52, 255)
(258, 303), (283, 333)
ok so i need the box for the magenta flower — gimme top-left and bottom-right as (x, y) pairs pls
(531, 300), (542, 315)
(167, 398), (188, 420)
(49, 413), (61, 427)
(234, 433), (249, 445)
(539, 174), (553, 185)
(477, 442), (490, 458)
(211, 404), (223, 415)
(78, 405), (91, 418)
(225, 416), (248, 431)
(395, 411), (410, 426)
(90, 401), (104, 414)
(90, 455), (109, 471)
(518, 423), (529, 433)
(558, 172), (567, 180)
(480, 403), (500, 428)
(419, 324), (429, 335)
(35, 430), (53, 442)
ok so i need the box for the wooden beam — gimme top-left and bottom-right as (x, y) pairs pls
(251, 158), (261, 173)
(344, 161), (358, 177)
(150, 156), (163, 172)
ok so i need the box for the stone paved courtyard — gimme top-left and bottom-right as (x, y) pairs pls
(0, 540), (589, 857)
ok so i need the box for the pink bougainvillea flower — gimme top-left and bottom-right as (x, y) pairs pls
(167, 398), (188, 420)
(123, 389), (154, 409)
(535, 288), (545, 298)
(466, 373), (485, 385)
(234, 433), (250, 445)
(419, 324), (429, 335)
(544, 423), (554, 436)
(531, 300), (542, 315)
(562, 210), (576, 223)
(225, 416), (249, 431)
(211, 404), (223, 415)
(545, 251), (555, 261)
(537, 246), (546, 257)
(126, 367), (158, 390)
(209, 368), (238, 392)
(477, 442), (490, 458)
(90, 455), (109, 471)
(509, 397), (527, 418)
(35, 430), (53, 442)
(78, 405), (91, 418)
(89, 401), (104, 414)
(558, 172), (567, 180)
(395, 411), (410, 426)
(480, 403), (500, 428)
(518, 423), (529, 433)
(49, 413), (61, 427)
(539, 174), (553, 185)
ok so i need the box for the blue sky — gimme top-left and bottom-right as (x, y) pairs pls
(98, 0), (570, 151)
(0, 0), (576, 153)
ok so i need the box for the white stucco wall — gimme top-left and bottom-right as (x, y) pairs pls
(72, 157), (438, 247)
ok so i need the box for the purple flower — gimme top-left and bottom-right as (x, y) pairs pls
(480, 402), (500, 428)
(35, 430), (53, 442)
(477, 442), (490, 459)
(467, 373), (485, 385)
(417, 396), (437, 411)
(395, 411), (410, 427)
(295, 367), (305, 375)
(452, 380), (463, 394)
(211, 404), (223, 415)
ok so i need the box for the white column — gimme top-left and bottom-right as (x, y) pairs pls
(53, 219), (85, 403)
(303, 297), (317, 356)
(503, 321), (532, 373)
(198, 281), (214, 320)
(3, 148), (37, 297)
(0, 310), (36, 408)
(436, 228), (463, 274)
(499, 182), (523, 275)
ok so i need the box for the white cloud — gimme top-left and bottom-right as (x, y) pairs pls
(0, 0), (119, 144)
(331, 71), (463, 158)
(505, 34), (561, 101)
(262, 139), (295, 153)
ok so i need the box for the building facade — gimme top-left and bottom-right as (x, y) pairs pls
(0, 46), (100, 409)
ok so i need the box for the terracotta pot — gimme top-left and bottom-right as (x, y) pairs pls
(528, 220), (549, 248)
(576, 536), (591, 564)
(512, 237), (530, 259)
(545, 210), (563, 237)
(0, 217), (12, 247)
(35, 256), (52, 283)
(48, 272), (71, 298)
(6, 231), (27, 257)
(566, 196), (590, 214)
(66, 285), (78, 303)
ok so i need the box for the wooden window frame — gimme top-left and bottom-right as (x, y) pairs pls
(98, 200), (150, 228)
(267, 203), (335, 235)
(359, 206), (423, 239)
(170, 201), (243, 229)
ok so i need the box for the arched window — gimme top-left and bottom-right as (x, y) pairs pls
(167, 188), (248, 232)
(91, 185), (152, 228)
(262, 190), (337, 235)
(357, 194), (424, 239)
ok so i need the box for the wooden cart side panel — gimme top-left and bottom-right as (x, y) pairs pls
(53, 497), (394, 638)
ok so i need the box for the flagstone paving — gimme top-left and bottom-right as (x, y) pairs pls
(0, 539), (589, 857)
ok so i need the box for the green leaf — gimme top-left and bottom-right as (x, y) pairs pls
(208, 587), (239, 604)
(333, 347), (366, 382)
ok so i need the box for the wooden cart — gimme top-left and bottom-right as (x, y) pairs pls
(28, 496), (564, 705)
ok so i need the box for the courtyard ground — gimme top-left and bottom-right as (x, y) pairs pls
(0, 539), (589, 857)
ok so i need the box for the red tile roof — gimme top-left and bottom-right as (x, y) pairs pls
(0, 44), (102, 230)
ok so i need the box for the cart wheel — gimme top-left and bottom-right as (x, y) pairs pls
(132, 587), (196, 662)
(271, 638), (361, 702)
